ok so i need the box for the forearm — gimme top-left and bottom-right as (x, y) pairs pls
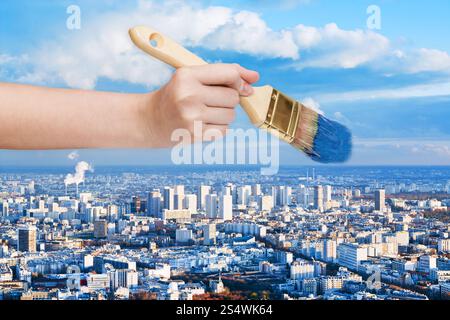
(0, 83), (153, 150)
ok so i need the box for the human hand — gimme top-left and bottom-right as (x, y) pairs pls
(144, 63), (260, 147)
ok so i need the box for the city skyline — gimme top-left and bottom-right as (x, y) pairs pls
(2, 165), (450, 300)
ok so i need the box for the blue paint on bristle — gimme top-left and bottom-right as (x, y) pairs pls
(310, 115), (352, 163)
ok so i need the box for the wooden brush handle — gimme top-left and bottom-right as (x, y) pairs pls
(129, 26), (272, 127)
(129, 26), (207, 68)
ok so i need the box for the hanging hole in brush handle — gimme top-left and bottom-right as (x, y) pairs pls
(129, 26), (207, 68)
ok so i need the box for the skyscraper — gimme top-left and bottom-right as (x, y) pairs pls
(206, 194), (218, 219)
(219, 195), (233, 221)
(0, 201), (8, 217)
(18, 226), (37, 253)
(375, 189), (385, 211)
(314, 185), (324, 211)
(163, 187), (174, 211)
(147, 190), (162, 217)
(130, 196), (141, 214)
(197, 185), (211, 211)
(183, 194), (197, 214)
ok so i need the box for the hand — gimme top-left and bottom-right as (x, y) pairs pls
(144, 63), (260, 147)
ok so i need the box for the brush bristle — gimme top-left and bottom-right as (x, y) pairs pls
(310, 115), (352, 163)
(292, 105), (352, 163)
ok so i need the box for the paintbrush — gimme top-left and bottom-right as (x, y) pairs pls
(129, 26), (352, 163)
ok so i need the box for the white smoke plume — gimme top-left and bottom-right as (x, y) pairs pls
(64, 161), (93, 187)
(67, 150), (79, 160)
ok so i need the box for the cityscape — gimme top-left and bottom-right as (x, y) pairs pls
(1, 164), (450, 301)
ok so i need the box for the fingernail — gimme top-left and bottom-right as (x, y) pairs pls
(241, 83), (253, 96)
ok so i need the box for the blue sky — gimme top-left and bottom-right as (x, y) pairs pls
(1, 0), (450, 166)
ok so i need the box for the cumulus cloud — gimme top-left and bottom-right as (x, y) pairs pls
(292, 23), (390, 69)
(1, 0), (450, 90)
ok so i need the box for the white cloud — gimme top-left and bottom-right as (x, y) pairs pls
(1, 0), (450, 90)
(316, 81), (450, 103)
(399, 48), (450, 74)
(292, 23), (390, 69)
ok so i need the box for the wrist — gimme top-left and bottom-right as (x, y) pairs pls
(130, 91), (159, 148)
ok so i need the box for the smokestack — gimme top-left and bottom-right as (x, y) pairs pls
(64, 161), (93, 195)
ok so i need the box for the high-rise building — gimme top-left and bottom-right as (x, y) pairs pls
(197, 185), (211, 210)
(130, 196), (141, 214)
(324, 185), (332, 203)
(183, 194), (197, 214)
(314, 185), (324, 211)
(163, 187), (174, 211)
(174, 194), (185, 210)
(218, 195), (233, 221)
(206, 194), (218, 219)
(18, 226), (37, 253)
(258, 195), (274, 211)
(147, 190), (162, 217)
(203, 224), (216, 246)
(174, 185), (185, 196)
(237, 186), (251, 206)
(94, 220), (108, 238)
(375, 189), (386, 211)
(0, 201), (8, 217)
(251, 184), (261, 196)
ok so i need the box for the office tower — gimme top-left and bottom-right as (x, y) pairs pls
(175, 228), (193, 243)
(94, 220), (108, 238)
(206, 194), (218, 219)
(130, 196), (141, 214)
(197, 185), (211, 210)
(354, 189), (361, 197)
(237, 185), (251, 206)
(337, 243), (368, 270)
(375, 189), (386, 211)
(163, 187), (174, 211)
(271, 186), (279, 206)
(203, 224), (217, 246)
(174, 185), (185, 196)
(258, 195), (274, 211)
(17, 226), (37, 253)
(147, 190), (162, 217)
(324, 185), (332, 203)
(183, 194), (197, 214)
(281, 186), (292, 206)
(313, 185), (324, 211)
(252, 184), (261, 196)
(174, 194), (185, 210)
(218, 195), (233, 221)
(0, 201), (8, 217)
(221, 184), (233, 197)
